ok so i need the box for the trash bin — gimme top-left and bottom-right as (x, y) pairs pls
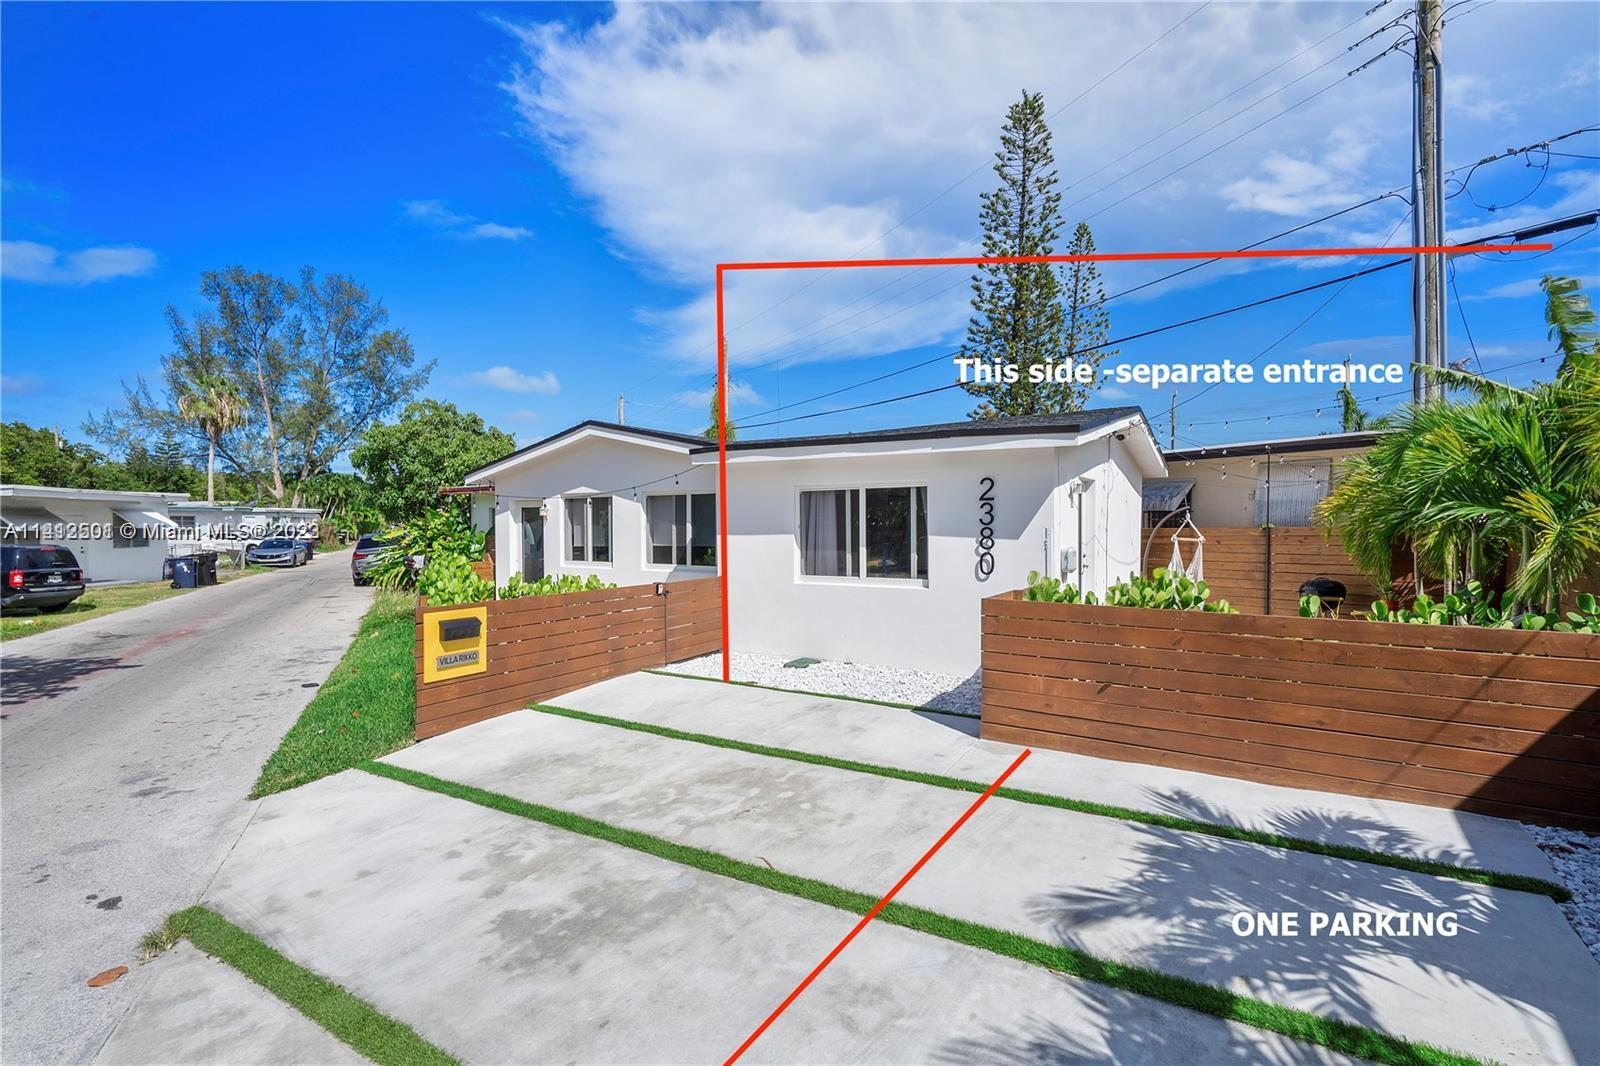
(197, 551), (219, 586)
(170, 555), (199, 589)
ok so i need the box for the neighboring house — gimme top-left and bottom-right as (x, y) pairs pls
(1152, 430), (1384, 530)
(1141, 431), (1389, 615)
(167, 502), (324, 551)
(462, 409), (1165, 673)
(0, 484), (186, 584)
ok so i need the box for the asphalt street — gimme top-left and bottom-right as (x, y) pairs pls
(1, 553), (371, 1065)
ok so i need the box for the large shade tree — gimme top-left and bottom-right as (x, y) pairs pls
(88, 265), (431, 505)
(349, 400), (515, 523)
(1319, 275), (1600, 612)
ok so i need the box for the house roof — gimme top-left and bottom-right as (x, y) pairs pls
(689, 408), (1146, 453)
(464, 420), (711, 483)
(1163, 430), (1385, 462)
(0, 484), (190, 504)
(467, 408), (1167, 482)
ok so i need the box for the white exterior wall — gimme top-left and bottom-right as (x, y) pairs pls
(720, 436), (1148, 676)
(487, 435), (718, 588)
(2, 492), (177, 584)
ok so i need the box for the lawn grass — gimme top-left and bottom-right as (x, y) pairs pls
(249, 589), (416, 798)
(143, 906), (459, 1066)
(0, 564), (273, 641)
(360, 759), (1487, 1066)
(531, 703), (1570, 902)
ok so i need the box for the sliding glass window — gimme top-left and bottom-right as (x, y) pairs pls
(647, 492), (716, 567)
(800, 487), (926, 581)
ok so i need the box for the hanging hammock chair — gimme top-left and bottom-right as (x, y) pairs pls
(1166, 516), (1205, 581)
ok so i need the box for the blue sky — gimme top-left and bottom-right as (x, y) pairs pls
(3, 1), (1597, 459)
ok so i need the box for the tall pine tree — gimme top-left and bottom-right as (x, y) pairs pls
(963, 91), (1069, 419)
(1059, 222), (1116, 411)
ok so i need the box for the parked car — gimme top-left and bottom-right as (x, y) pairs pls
(350, 536), (394, 586)
(1, 544), (87, 614)
(247, 537), (308, 568)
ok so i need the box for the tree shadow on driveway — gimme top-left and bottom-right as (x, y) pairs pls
(0, 653), (139, 707)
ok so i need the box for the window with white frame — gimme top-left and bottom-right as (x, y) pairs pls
(565, 496), (612, 563)
(799, 487), (927, 581)
(647, 492), (716, 567)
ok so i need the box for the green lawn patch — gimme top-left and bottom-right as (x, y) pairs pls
(250, 589), (416, 798)
(531, 703), (1569, 902)
(360, 759), (1486, 1066)
(0, 565), (272, 641)
(146, 906), (458, 1066)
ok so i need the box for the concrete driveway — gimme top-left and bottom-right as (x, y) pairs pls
(98, 670), (1596, 1065)
(1, 551), (371, 1064)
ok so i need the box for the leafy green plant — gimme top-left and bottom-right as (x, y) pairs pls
(1317, 581), (1600, 633)
(500, 572), (611, 599)
(368, 507), (486, 590)
(416, 551), (493, 606)
(1026, 568), (1236, 613)
(1318, 274), (1600, 614)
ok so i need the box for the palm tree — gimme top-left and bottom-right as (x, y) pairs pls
(1319, 275), (1600, 613)
(177, 372), (248, 503)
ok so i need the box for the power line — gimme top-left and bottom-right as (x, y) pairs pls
(735, 209), (1589, 436)
(1447, 261), (1484, 372)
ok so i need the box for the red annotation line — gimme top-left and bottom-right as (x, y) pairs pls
(722, 747), (1033, 1066)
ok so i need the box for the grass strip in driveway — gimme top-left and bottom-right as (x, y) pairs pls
(250, 589), (416, 798)
(532, 703), (1569, 902)
(145, 906), (459, 1066)
(359, 758), (1484, 1066)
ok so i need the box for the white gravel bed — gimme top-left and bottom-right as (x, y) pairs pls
(1526, 824), (1600, 965)
(660, 651), (981, 716)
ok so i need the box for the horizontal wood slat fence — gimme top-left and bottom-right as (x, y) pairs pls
(981, 592), (1600, 829)
(1146, 525), (1385, 616)
(414, 578), (721, 740)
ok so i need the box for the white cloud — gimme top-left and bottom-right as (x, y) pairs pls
(1, 240), (156, 284)
(402, 199), (532, 241)
(1220, 128), (1377, 217)
(467, 366), (561, 394)
(1465, 275), (1600, 302)
(499, 3), (1596, 373)
(1445, 73), (1515, 124)
(672, 379), (762, 409)
(0, 373), (47, 396)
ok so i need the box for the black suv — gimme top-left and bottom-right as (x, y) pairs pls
(1, 544), (87, 614)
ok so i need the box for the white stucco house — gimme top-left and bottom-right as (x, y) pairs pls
(167, 502), (324, 550)
(461, 408), (1165, 674)
(0, 485), (185, 584)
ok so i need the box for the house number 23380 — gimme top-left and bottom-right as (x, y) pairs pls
(977, 477), (996, 578)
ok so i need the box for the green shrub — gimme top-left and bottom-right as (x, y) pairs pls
(500, 572), (612, 599)
(417, 564), (617, 607)
(1025, 568), (1236, 613)
(368, 508), (486, 590)
(1311, 581), (1600, 632)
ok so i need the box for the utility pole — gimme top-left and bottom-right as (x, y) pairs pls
(1168, 393), (1177, 449)
(1413, 0), (1446, 405)
(617, 394), (625, 425)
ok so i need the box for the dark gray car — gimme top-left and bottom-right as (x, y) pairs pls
(246, 537), (307, 568)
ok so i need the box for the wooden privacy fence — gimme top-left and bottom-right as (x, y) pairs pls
(414, 578), (721, 740)
(981, 592), (1600, 829)
(1146, 525), (1386, 616)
